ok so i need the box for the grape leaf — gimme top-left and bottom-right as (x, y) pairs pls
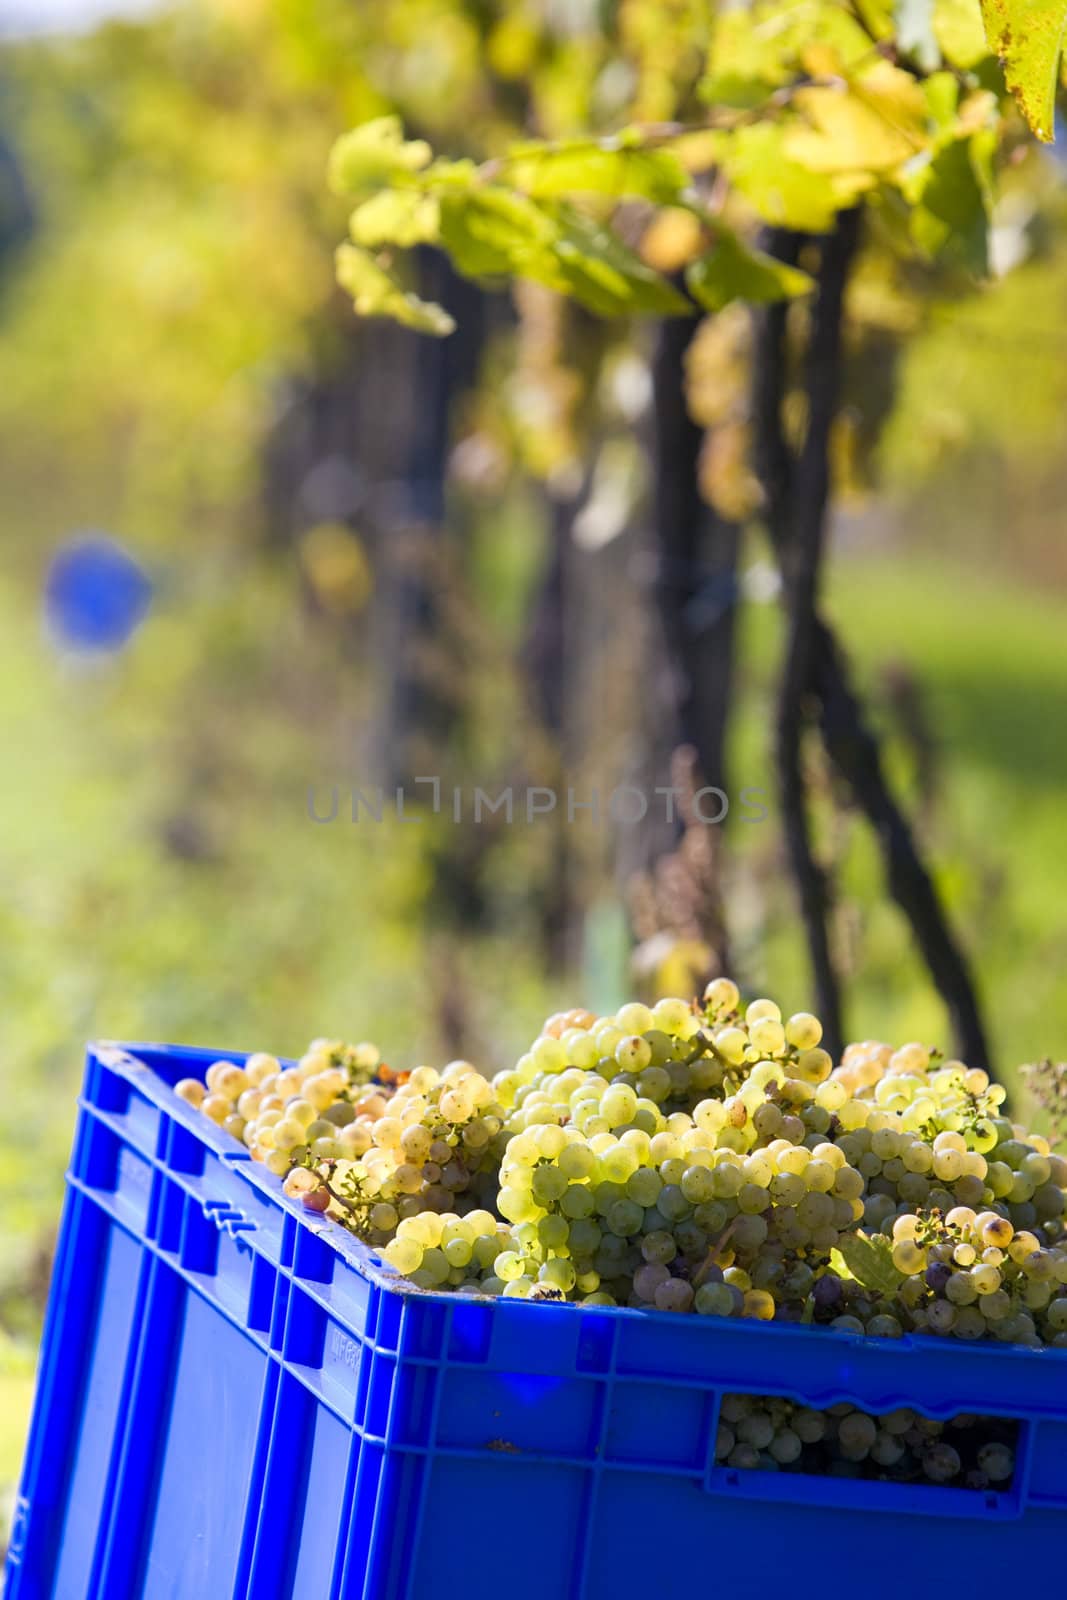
(980, 0), (1067, 141)
(831, 1232), (907, 1295)
(935, 0), (992, 68)
(714, 125), (872, 231)
(552, 207), (691, 315)
(438, 189), (689, 315)
(349, 190), (440, 249)
(439, 188), (555, 279)
(910, 131), (994, 274)
(328, 117), (432, 198)
(502, 138), (689, 203)
(703, 0), (878, 106)
(785, 60), (931, 173)
(335, 244), (455, 335)
(686, 230), (813, 313)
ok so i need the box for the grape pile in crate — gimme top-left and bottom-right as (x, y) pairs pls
(175, 980), (1067, 1354)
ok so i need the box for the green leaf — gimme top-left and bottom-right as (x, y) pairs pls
(702, 0), (877, 105)
(349, 190), (440, 249)
(897, 0), (941, 70)
(335, 244), (454, 335)
(438, 188), (689, 315)
(980, 0), (1067, 140)
(831, 1232), (907, 1296)
(328, 117), (432, 198)
(551, 207), (691, 316)
(910, 133), (993, 274)
(438, 188), (555, 279)
(502, 137), (689, 204)
(923, 71), (962, 132)
(686, 230), (813, 313)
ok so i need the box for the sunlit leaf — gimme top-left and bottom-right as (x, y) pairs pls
(715, 125), (872, 231)
(439, 188), (554, 278)
(503, 138), (689, 203)
(935, 0), (993, 67)
(702, 0), (876, 105)
(831, 1232), (907, 1295)
(786, 61), (931, 173)
(335, 244), (454, 335)
(553, 207), (691, 315)
(349, 190), (440, 249)
(438, 190), (690, 316)
(686, 230), (813, 313)
(980, 0), (1067, 140)
(328, 116), (433, 197)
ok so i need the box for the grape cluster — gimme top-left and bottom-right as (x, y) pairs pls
(175, 980), (1067, 1346)
(715, 1394), (1017, 1490)
(886, 1206), (1067, 1347)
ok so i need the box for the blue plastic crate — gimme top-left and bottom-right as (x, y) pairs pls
(7, 1042), (1067, 1600)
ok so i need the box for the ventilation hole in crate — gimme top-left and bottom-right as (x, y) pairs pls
(166, 1119), (206, 1176)
(88, 1056), (130, 1114)
(714, 1392), (1020, 1492)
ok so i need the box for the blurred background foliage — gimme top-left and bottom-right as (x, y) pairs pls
(2, 0), (1067, 1524)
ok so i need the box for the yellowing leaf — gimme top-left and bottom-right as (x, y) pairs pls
(686, 230), (813, 313)
(980, 0), (1067, 140)
(328, 117), (432, 198)
(786, 61), (931, 173)
(335, 245), (454, 335)
(935, 0), (992, 68)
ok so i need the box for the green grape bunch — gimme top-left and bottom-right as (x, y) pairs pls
(173, 980), (1067, 1348)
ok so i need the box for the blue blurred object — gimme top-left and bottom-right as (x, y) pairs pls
(44, 535), (152, 652)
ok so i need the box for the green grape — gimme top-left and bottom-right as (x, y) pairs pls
(539, 1258), (576, 1291)
(634, 1262), (670, 1301)
(615, 1036), (652, 1073)
(922, 1443), (961, 1483)
(383, 1238), (423, 1275)
(977, 1442), (1014, 1482)
(655, 1278), (695, 1312)
(696, 1282), (737, 1317)
(704, 978), (740, 1014)
(838, 1412), (877, 1459)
